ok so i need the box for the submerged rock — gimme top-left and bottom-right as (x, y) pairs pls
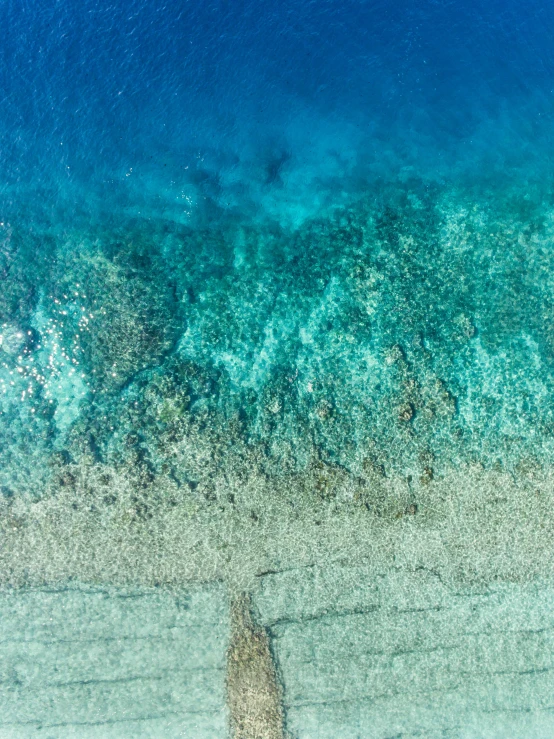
(0, 323), (26, 356)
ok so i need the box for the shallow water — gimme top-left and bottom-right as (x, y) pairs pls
(2, 1), (554, 736)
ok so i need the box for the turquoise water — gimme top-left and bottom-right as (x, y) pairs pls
(2, 180), (554, 504)
(3, 1), (554, 736)
(2, 0), (554, 501)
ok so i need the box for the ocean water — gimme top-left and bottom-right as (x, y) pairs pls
(2, 1), (554, 736)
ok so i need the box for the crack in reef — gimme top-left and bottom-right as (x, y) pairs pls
(226, 592), (288, 739)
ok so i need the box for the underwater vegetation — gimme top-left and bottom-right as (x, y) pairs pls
(1, 176), (554, 591)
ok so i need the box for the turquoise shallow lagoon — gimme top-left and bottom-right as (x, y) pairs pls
(3, 0), (554, 736)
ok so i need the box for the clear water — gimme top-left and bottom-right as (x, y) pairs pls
(2, 1), (554, 736)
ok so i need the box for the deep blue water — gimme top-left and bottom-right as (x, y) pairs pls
(3, 0), (554, 221)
